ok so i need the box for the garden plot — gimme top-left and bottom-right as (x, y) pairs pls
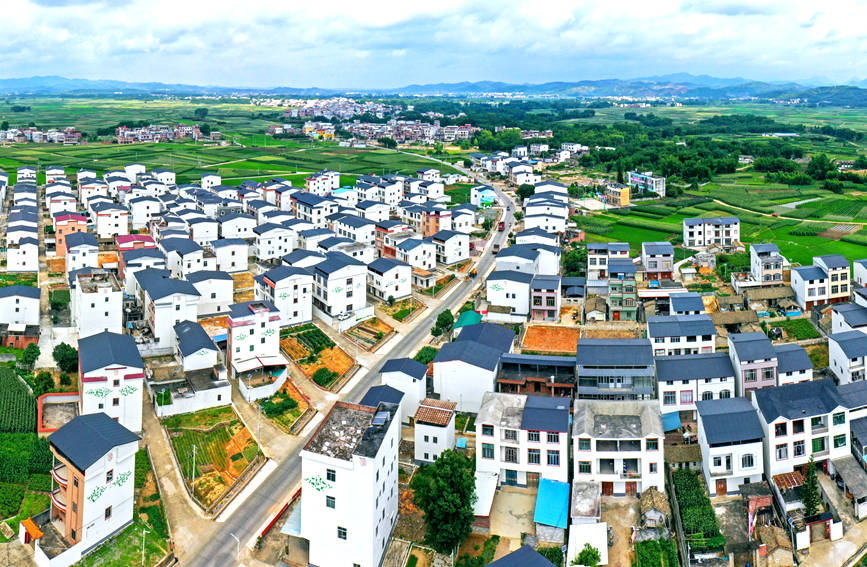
(163, 406), (259, 509)
(346, 317), (393, 351)
(279, 324), (354, 389)
(818, 224), (859, 240)
(259, 379), (311, 433)
(522, 325), (581, 354)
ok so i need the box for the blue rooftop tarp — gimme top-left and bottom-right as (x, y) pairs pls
(534, 478), (569, 529)
(456, 437), (467, 449)
(662, 412), (682, 432)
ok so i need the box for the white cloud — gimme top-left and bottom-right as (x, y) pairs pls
(0, 0), (864, 87)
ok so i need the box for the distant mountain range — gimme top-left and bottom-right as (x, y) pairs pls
(3, 74), (867, 106)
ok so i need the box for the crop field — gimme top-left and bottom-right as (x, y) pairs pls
(0, 368), (36, 434)
(521, 326), (581, 353)
(163, 406), (258, 508)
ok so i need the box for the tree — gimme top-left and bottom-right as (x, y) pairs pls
(193, 107), (209, 120)
(482, 218), (493, 232)
(806, 153), (832, 180)
(52, 343), (78, 373)
(59, 372), (71, 386)
(572, 543), (601, 566)
(436, 310), (455, 331)
(387, 295), (395, 307)
(0, 121), (8, 130)
(854, 155), (867, 170)
(516, 184), (535, 201)
(33, 371), (54, 397)
(514, 211), (523, 221)
(413, 346), (438, 365)
(21, 343), (40, 368)
(377, 137), (397, 149)
(199, 123), (211, 136)
(803, 456), (821, 517)
(411, 450), (476, 553)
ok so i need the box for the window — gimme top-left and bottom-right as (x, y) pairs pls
(73, 478), (78, 488)
(762, 368), (775, 382)
(647, 439), (659, 451)
(528, 449), (540, 464)
(423, 435), (429, 443)
(433, 436), (438, 444)
(719, 390), (731, 399)
(113, 379), (120, 387)
(104, 506), (112, 520)
(504, 429), (518, 442)
(337, 527), (347, 540)
(578, 461), (591, 474)
(547, 450), (560, 466)
(775, 423), (787, 437)
(793, 420), (805, 434)
(793, 440), (805, 457)
(776, 444), (788, 460)
(106, 470), (113, 483)
(482, 443), (494, 459)
(663, 391), (676, 405)
(71, 529), (76, 540)
(579, 438), (591, 451)
(833, 412), (846, 426)
(326, 469), (336, 482)
(326, 496), (335, 509)
(834, 434), (846, 448)
(504, 447), (518, 463)
(713, 456), (721, 467)
(744, 369), (757, 382)
(547, 432), (560, 444)
(742, 454), (754, 469)
(482, 424), (494, 437)
(649, 463), (658, 473)
(112, 398), (119, 407)
(680, 391), (693, 404)
(813, 437), (827, 453)
(811, 416), (825, 429)
(528, 431), (540, 442)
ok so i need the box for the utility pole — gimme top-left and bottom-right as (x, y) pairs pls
(141, 529), (150, 566)
(191, 444), (196, 486)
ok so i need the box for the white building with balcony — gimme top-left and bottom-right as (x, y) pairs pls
(572, 400), (664, 496)
(697, 397), (765, 496)
(476, 392), (570, 486)
(647, 315), (716, 356)
(829, 331), (867, 385)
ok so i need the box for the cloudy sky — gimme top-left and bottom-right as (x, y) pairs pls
(7, 0), (866, 88)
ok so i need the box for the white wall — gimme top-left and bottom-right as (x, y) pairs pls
(433, 360), (494, 413)
(80, 370), (143, 432)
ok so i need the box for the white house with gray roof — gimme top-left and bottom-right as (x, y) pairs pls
(832, 303), (867, 335)
(380, 358), (428, 425)
(395, 238), (435, 271)
(477, 392), (571, 486)
(656, 352), (737, 419)
(647, 314), (716, 356)
(367, 257), (411, 302)
(135, 268), (200, 349)
(187, 270), (234, 317)
(211, 238), (249, 273)
(829, 331), (867, 384)
(682, 217), (740, 249)
(697, 397), (765, 496)
(254, 266), (314, 327)
(78, 331), (144, 432)
(486, 270), (532, 323)
(311, 251), (372, 330)
(572, 400), (665, 496)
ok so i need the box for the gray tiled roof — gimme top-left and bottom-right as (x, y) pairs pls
(50, 413), (139, 471)
(729, 332), (776, 362)
(647, 314), (715, 338)
(754, 380), (847, 422)
(655, 352), (734, 381)
(576, 339), (653, 366)
(697, 397), (764, 445)
(79, 331), (143, 373)
(830, 331), (867, 359)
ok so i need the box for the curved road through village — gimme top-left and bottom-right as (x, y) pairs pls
(187, 160), (514, 566)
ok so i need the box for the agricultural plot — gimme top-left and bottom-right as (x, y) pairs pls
(346, 317), (393, 350)
(163, 406), (258, 508)
(521, 326), (581, 354)
(259, 380), (309, 432)
(279, 324), (353, 387)
(0, 368), (36, 433)
(771, 319), (820, 340)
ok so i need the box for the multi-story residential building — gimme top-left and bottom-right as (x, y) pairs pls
(218, 213), (257, 239)
(119, 249), (166, 296)
(430, 230), (469, 266)
(728, 332), (778, 396)
(300, 398), (400, 567)
(187, 270), (234, 317)
(291, 192), (338, 228)
(647, 315), (716, 356)
(78, 331), (144, 432)
(53, 212), (88, 256)
(752, 380), (850, 478)
(576, 339), (654, 400)
(696, 397), (765, 496)
(395, 238), (435, 271)
(477, 392), (570, 486)
(572, 400), (665, 495)
(356, 200), (391, 224)
(627, 171), (666, 197)
(815, 254), (851, 305)
(486, 271), (532, 323)
(683, 217), (740, 249)
(70, 270), (123, 338)
(586, 242), (629, 286)
(211, 238), (249, 273)
(128, 196), (162, 230)
(414, 398), (457, 464)
(91, 202), (130, 239)
(750, 243), (786, 285)
(135, 268), (200, 349)
(791, 265), (829, 311)
(669, 292), (706, 315)
(380, 358), (428, 425)
(254, 266), (314, 327)
(160, 237), (214, 279)
(226, 300), (289, 401)
(0, 285), (40, 326)
(641, 242), (674, 281)
(656, 352), (737, 419)
(311, 251), (369, 323)
(65, 232), (99, 273)
(529, 275), (561, 322)
(832, 303), (867, 334)
(43, 414), (139, 564)
(367, 258), (412, 302)
(854, 259), (867, 287)
(607, 258), (638, 321)
(254, 223), (297, 261)
(829, 331), (867, 384)
(333, 215), (377, 245)
(774, 343), (814, 385)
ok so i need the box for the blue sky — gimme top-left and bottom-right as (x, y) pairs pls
(6, 0), (864, 88)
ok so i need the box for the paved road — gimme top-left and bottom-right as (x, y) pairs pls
(187, 165), (514, 567)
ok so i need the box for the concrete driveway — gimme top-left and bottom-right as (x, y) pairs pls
(489, 485), (537, 550)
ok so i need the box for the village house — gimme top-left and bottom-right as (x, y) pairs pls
(697, 397), (765, 495)
(254, 265), (314, 327)
(78, 331), (144, 431)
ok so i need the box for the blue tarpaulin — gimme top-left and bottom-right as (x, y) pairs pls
(534, 478), (570, 529)
(662, 412), (682, 432)
(456, 437), (467, 449)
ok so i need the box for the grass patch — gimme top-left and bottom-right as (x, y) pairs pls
(773, 318), (820, 340)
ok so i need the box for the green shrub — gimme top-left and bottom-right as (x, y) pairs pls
(134, 449), (151, 489)
(27, 473), (51, 492)
(312, 368), (338, 387)
(139, 503), (169, 539)
(414, 347), (438, 365)
(259, 396), (298, 417)
(0, 483), (25, 517)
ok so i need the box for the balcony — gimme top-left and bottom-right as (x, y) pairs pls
(50, 488), (67, 512)
(710, 468), (733, 477)
(51, 464), (68, 487)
